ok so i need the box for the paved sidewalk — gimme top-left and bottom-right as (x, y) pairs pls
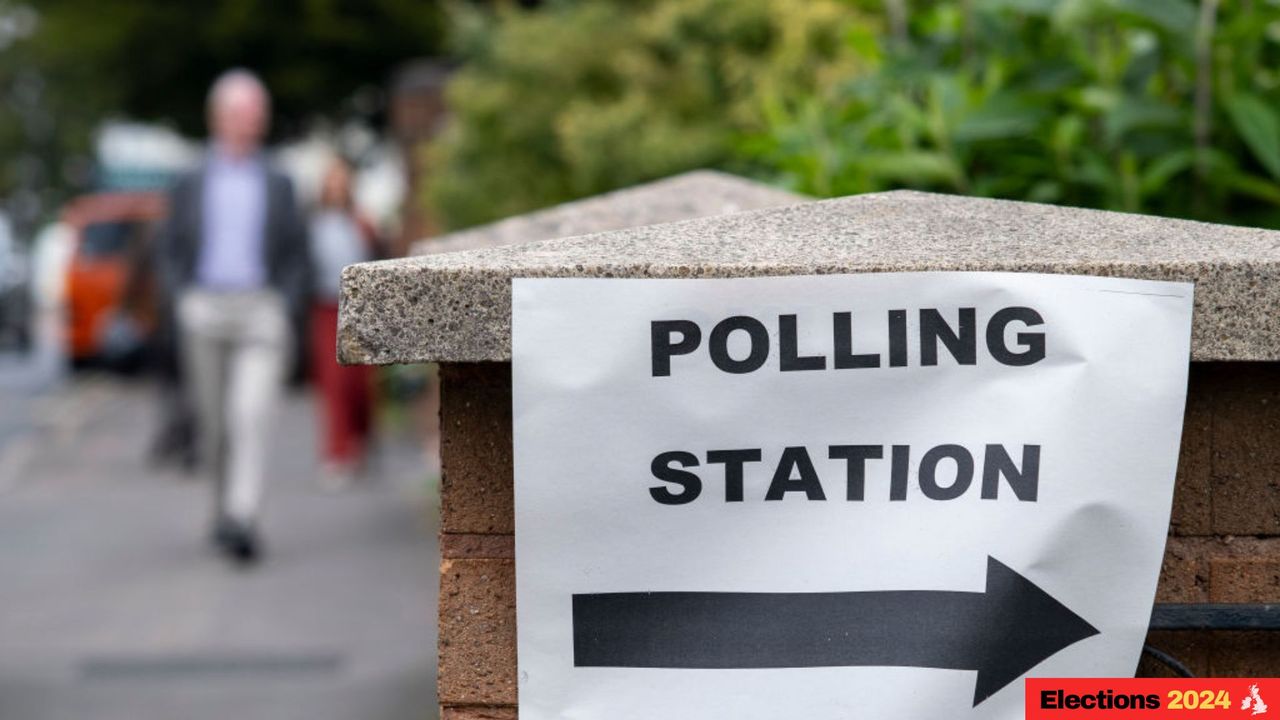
(0, 374), (440, 720)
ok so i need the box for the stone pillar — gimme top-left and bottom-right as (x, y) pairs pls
(355, 171), (805, 717)
(341, 188), (1280, 718)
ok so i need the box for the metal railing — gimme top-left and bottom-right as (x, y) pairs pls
(1142, 603), (1280, 677)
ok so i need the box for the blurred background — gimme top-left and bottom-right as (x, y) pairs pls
(1, 0), (1279, 718)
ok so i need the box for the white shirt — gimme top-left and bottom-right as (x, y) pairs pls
(197, 149), (268, 290)
(309, 210), (369, 301)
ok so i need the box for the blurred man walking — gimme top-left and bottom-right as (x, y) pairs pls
(157, 69), (309, 565)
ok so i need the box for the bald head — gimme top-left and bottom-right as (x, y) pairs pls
(207, 69), (270, 157)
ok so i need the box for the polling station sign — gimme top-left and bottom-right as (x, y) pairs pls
(511, 272), (1194, 720)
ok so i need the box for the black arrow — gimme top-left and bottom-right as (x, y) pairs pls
(573, 556), (1098, 706)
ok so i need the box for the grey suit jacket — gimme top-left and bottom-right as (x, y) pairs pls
(156, 159), (312, 319)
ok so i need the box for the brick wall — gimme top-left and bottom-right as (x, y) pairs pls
(1139, 363), (1280, 677)
(439, 364), (518, 714)
(437, 361), (1280, 716)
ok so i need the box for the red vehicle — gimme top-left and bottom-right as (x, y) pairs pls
(62, 192), (167, 364)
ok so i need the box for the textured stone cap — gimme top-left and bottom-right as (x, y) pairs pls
(340, 189), (1280, 364)
(411, 170), (807, 256)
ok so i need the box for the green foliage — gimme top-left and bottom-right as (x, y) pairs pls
(18, 0), (444, 134)
(427, 0), (870, 229)
(0, 0), (445, 212)
(433, 0), (1280, 230)
(745, 0), (1280, 226)
(1228, 93), (1280, 182)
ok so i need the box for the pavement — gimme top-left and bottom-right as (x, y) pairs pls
(0, 327), (440, 720)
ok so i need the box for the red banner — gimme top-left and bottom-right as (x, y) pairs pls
(1027, 678), (1278, 719)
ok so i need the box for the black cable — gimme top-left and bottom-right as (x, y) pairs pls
(1141, 644), (1196, 678)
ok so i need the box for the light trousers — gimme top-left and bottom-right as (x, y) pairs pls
(178, 289), (289, 524)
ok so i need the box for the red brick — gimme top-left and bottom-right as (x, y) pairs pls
(440, 363), (515, 534)
(1206, 632), (1280, 676)
(442, 707), (517, 720)
(442, 533), (515, 560)
(1157, 536), (1280, 603)
(1138, 630), (1211, 677)
(1156, 537), (1210, 603)
(1141, 631), (1280, 677)
(1170, 367), (1212, 536)
(1208, 363), (1280, 536)
(1208, 556), (1280, 603)
(439, 558), (517, 705)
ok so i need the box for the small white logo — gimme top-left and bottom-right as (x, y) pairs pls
(1242, 682), (1269, 716)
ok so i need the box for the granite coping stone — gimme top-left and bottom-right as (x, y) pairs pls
(412, 170), (808, 256)
(340, 189), (1280, 364)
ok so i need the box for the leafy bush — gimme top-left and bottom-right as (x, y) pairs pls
(429, 0), (1280, 230)
(744, 0), (1280, 227)
(426, 0), (870, 229)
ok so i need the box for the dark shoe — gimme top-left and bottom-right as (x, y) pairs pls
(211, 517), (263, 566)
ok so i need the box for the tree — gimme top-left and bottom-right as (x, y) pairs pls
(0, 0), (445, 224)
(426, 0), (870, 229)
(429, 0), (1280, 231)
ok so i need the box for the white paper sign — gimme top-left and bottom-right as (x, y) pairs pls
(512, 272), (1193, 720)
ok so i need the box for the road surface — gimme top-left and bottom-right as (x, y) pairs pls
(0, 345), (440, 720)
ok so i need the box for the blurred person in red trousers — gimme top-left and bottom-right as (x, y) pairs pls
(309, 157), (381, 487)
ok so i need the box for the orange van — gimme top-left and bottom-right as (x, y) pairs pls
(62, 192), (167, 362)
